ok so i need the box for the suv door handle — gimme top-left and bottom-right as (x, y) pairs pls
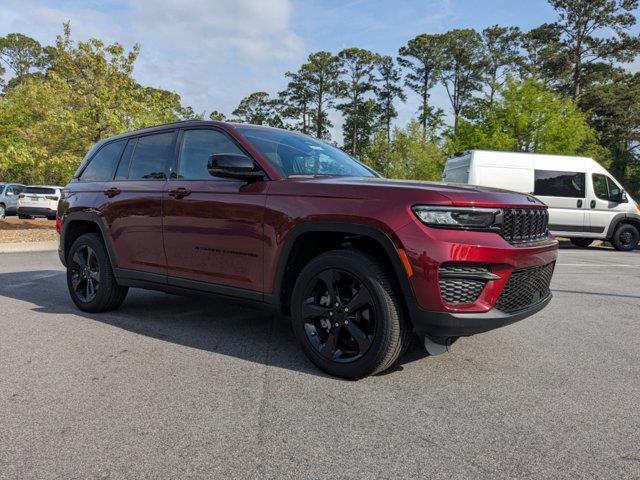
(577, 199), (583, 208)
(104, 187), (121, 198)
(168, 187), (191, 199)
(590, 200), (596, 208)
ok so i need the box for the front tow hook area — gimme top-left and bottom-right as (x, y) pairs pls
(423, 335), (458, 356)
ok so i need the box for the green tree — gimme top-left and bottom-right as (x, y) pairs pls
(0, 33), (46, 83)
(479, 25), (522, 106)
(549, 0), (640, 97)
(375, 55), (406, 144)
(581, 71), (640, 195)
(337, 48), (377, 156)
(0, 24), (192, 185)
(209, 110), (226, 121)
(232, 91), (283, 126)
(300, 51), (341, 139)
(364, 120), (445, 180)
(397, 34), (445, 136)
(521, 24), (572, 86)
(279, 69), (314, 134)
(451, 78), (597, 155)
(440, 29), (485, 134)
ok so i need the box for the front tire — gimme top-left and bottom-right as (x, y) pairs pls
(66, 233), (128, 312)
(291, 250), (410, 379)
(570, 237), (594, 248)
(612, 224), (639, 251)
(0, 204), (5, 219)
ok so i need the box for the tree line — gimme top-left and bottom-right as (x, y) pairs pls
(1, 0), (639, 198)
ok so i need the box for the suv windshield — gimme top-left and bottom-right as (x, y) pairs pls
(235, 127), (376, 178)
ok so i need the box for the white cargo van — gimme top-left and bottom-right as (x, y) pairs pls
(443, 150), (640, 251)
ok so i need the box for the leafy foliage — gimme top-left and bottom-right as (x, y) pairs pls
(0, 24), (194, 185)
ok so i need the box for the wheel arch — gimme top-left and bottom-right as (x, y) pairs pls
(61, 212), (117, 268)
(272, 221), (415, 317)
(606, 212), (640, 239)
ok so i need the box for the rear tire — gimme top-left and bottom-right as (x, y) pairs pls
(291, 250), (411, 379)
(66, 233), (128, 312)
(570, 237), (594, 248)
(611, 224), (639, 251)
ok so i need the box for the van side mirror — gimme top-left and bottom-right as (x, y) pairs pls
(612, 190), (628, 203)
(207, 153), (265, 182)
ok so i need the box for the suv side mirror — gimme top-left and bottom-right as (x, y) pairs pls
(207, 153), (265, 182)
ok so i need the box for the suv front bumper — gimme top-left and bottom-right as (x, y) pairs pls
(408, 293), (552, 337)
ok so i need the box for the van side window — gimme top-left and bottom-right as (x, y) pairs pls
(177, 129), (246, 180)
(127, 131), (176, 180)
(593, 174), (622, 201)
(534, 170), (585, 198)
(80, 140), (126, 182)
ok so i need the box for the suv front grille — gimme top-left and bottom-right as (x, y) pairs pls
(439, 264), (491, 304)
(495, 262), (555, 313)
(501, 208), (549, 244)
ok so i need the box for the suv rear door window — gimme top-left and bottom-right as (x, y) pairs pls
(127, 131), (176, 180)
(177, 129), (247, 180)
(534, 170), (585, 198)
(81, 140), (126, 182)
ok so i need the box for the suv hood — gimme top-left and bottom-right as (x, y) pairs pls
(286, 176), (546, 208)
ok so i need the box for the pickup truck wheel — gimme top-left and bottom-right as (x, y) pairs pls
(291, 250), (410, 379)
(570, 238), (593, 248)
(66, 233), (128, 312)
(612, 224), (639, 251)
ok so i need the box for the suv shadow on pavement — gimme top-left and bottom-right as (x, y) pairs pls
(0, 270), (429, 377)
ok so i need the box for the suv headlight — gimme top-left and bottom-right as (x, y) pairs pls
(412, 206), (500, 230)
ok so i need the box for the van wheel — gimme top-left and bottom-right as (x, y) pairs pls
(66, 233), (128, 312)
(570, 238), (594, 248)
(612, 224), (639, 251)
(291, 250), (411, 379)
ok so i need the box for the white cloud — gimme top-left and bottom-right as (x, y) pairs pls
(0, 0), (304, 115)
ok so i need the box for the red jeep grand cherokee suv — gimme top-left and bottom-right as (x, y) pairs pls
(57, 121), (558, 378)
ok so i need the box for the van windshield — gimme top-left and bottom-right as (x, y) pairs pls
(235, 127), (377, 178)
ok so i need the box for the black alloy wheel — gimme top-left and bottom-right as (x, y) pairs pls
(291, 250), (411, 379)
(69, 245), (100, 303)
(66, 233), (128, 312)
(301, 268), (376, 363)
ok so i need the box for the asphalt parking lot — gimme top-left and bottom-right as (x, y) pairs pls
(1, 247), (639, 480)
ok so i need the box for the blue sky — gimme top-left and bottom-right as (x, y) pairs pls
(1, 0), (638, 138)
